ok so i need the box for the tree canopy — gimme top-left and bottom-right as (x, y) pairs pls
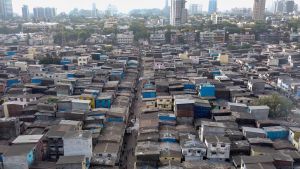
(39, 56), (61, 65)
(253, 94), (293, 119)
(129, 20), (149, 41)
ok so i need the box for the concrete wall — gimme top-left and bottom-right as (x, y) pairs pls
(4, 155), (28, 169)
(63, 137), (93, 158)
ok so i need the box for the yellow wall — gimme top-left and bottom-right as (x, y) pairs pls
(157, 98), (172, 110)
(79, 96), (95, 109)
(159, 156), (181, 163)
(219, 54), (229, 64)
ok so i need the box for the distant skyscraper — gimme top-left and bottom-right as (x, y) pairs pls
(274, 0), (285, 14)
(92, 3), (97, 17)
(253, 0), (266, 21)
(285, 0), (295, 14)
(208, 0), (217, 14)
(106, 4), (118, 16)
(164, 0), (170, 18)
(33, 7), (45, 19)
(45, 7), (56, 18)
(22, 5), (29, 19)
(33, 7), (56, 19)
(189, 4), (201, 15)
(170, 0), (187, 26)
(0, 0), (13, 20)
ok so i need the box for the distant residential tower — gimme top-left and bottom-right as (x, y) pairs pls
(170, 0), (188, 26)
(252, 0), (266, 21)
(0, 0), (13, 20)
(208, 0), (217, 14)
(22, 5), (29, 19)
(189, 4), (202, 15)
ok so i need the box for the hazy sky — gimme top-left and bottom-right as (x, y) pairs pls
(11, 0), (297, 14)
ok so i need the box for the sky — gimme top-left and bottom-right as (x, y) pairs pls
(11, 0), (298, 15)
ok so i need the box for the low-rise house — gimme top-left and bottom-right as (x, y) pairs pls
(72, 100), (91, 111)
(56, 155), (87, 169)
(156, 95), (173, 110)
(45, 124), (77, 160)
(248, 106), (270, 120)
(63, 131), (93, 159)
(12, 135), (44, 161)
(150, 32), (166, 44)
(248, 79), (265, 94)
(242, 127), (266, 138)
(198, 84), (215, 98)
(229, 33), (255, 43)
(95, 92), (114, 108)
(0, 117), (20, 139)
(289, 127), (300, 150)
(3, 144), (37, 169)
(240, 155), (275, 169)
(180, 134), (206, 161)
(78, 56), (90, 66)
(199, 121), (225, 142)
(263, 126), (289, 140)
(135, 141), (160, 162)
(204, 136), (231, 161)
(117, 31), (134, 44)
(92, 142), (120, 167)
(159, 142), (182, 164)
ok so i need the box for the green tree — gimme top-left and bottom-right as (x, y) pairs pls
(39, 56), (61, 65)
(253, 94), (293, 118)
(129, 20), (149, 41)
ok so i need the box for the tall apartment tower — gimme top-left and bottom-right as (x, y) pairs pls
(164, 0), (170, 18)
(170, 0), (188, 26)
(285, 0), (295, 14)
(92, 3), (97, 17)
(274, 0), (285, 14)
(0, 0), (13, 20)
(22, 5), (29, 19)
(253, 0), (266, 21)
(208, 0), (217, 14)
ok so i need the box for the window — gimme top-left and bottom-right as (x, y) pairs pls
(197, 150), (201, 154)
(211, 151), (217, 155)
(221, 144), (226, 147)
(212, 143), (217, 147)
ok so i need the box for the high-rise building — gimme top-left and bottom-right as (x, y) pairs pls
(231, 8), (251, 16)
(285, 0), (295, 14)
(33, 7), (56, 19)
(105, 4), (118, 16)
(274, 0), (285, 14)
(208, 0), (217, 14)
(22, 5), (29, 19)
(189, 4), (202, 15)
(0, 0), (13, 20)
(253, 0), (266, 21)
(170, 0), (187, 26)
(164, 0), (170, 18)
(45, 7), (56, 18)
(33, 7), (45, 19)
(92, 3), (97, 17)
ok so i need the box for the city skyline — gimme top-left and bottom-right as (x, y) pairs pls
(11, 0), (299, 15)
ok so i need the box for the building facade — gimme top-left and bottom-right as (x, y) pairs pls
(253, 0), (266, 21)
(0, 0), (13, 20)
(22, 5), (29, 19)
(208, 0), (217, 14)
(170, 0), (188, 26)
